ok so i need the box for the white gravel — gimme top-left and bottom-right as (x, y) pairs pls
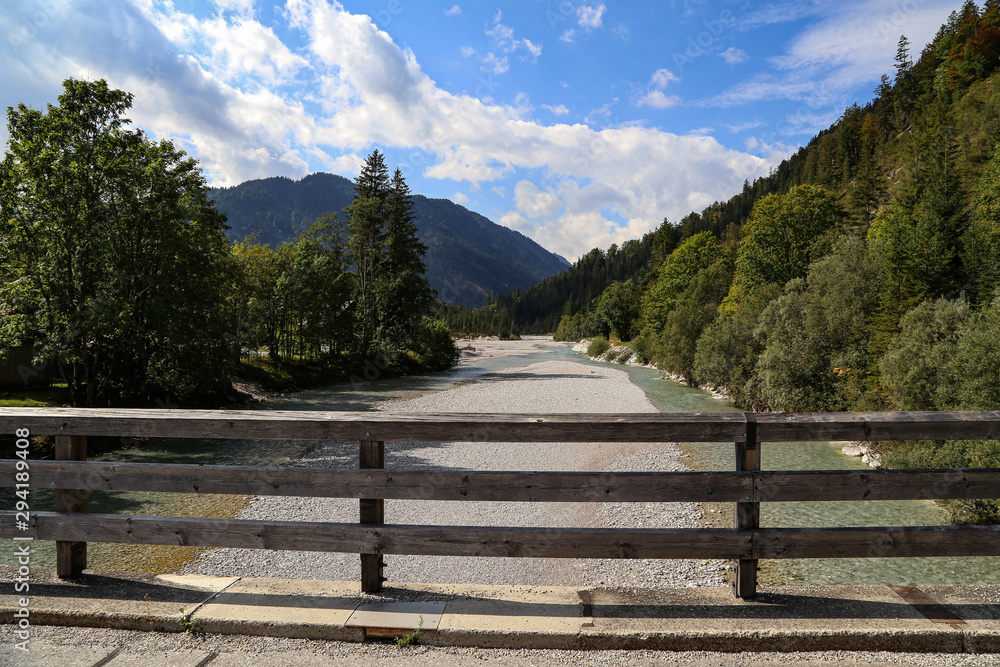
(183, 358), (726, 589)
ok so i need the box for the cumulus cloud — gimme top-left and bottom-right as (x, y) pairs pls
(635, 68), (680, 109)
(444, 5), (461, 17)
(577, 4), (607, 30)
(637, 90), (681, 109)
(650, 68), (679, 88)
(1, 0), (770, 260)
(542, 104), (570, 116)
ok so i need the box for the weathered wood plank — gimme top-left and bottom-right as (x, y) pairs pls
(359, 440), (384, 593)
(754, 469), (1000, 502)
(754, 525), (1000, 559)
(0, 460), (754, 502)
(733, 413), (759, 598)
(54, 435), (86, 579)
(1, 512), (754, 560)
(6, 460), (997, 503)
(755, 411), (1000, 442)
(0, 408), (749, 442)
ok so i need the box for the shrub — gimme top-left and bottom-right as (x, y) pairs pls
(587, 336), (610, 358)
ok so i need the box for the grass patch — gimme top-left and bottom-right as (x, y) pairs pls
(0, 383), (71, 407)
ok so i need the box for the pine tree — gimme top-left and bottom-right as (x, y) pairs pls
(345, 150), (390, 355)
(380, 168), (433, 356)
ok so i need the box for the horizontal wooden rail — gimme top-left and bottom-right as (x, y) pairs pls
(2, 460), (999, 503)
(4, 408), (1000, 598)
(3, 512), (998, 560)
(1, 407), (999, 442)
(0, 512), (752, 559)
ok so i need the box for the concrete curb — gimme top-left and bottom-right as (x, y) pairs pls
(1, 569), (998, 653)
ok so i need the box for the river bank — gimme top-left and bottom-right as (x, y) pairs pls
(182, 348), (726, 589)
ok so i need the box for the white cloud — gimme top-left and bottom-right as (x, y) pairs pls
(577, 4), (607, 30)
(650, 68), (679, 89)
(482, 52), (509, 75)
(559, 29), (576, 43)
(330, 152), (365, 175)
(453, 192), (469, 203)
(710, 0), (957, 135)
(482, 10), (541, 72)
(726, 119), (765, 133)
(542, 104), (570, 116)
(211, 0), (255, 16)
(720, 47), (747, 65)
(1, 0), (770, 260)
(637, 90), (681, 109)
(515, 180), (564, 219)
(444, 5), (461, 17)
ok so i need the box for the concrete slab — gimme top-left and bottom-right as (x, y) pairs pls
(580, 585), (962, 652)
(192, 577), (363, 641)
(424, 584), (584, 649)
(156, 574), (240, 591)
(0, 570), (209, 633)
(0, 567), (998, 653)
(920, 584), (1000, 653)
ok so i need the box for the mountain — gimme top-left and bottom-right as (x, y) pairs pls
(208, 172), (570, 307)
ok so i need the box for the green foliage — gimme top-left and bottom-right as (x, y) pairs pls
(656, 261), (733, 384)
(879, 298), (970, 410)
(962, 146), (1000, 304)
(0, 78), (232, 406)
(750, 236), (882, 411)
(693, 284), (782, 405)
(407, 318), (461, 372)
(587, 336), (611, 357)
(643, 231), (721, 333)
(952, 297), (1000, 410)
(723, 185), (845, 312)
(395, 616), (424, 647)
(592, 280), (641, 341)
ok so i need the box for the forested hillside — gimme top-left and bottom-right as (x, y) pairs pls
(445, 2), (1000, 520)
(210, 173), (570, 308)
(447, 1), (1000, 406)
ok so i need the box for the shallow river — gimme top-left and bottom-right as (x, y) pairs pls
(6, 341), (999, 585)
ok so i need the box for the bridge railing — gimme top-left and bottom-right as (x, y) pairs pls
(1, 408), (998, 598)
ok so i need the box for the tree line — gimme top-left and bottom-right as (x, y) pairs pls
(0, 79), (457, 408)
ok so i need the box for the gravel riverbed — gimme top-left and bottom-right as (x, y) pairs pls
(182, 357), (726, 589)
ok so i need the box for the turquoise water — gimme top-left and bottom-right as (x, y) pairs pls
(603, 358), (1000, 586)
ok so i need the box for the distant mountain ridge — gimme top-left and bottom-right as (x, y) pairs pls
(208, 172), (570, 307)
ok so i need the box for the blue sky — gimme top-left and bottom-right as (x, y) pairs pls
(1, 0), (965, 260)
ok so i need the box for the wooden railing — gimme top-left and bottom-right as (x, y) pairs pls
(1, 408), (999, 598)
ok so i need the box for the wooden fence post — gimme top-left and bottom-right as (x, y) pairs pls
(733, 413), (759, 598)
(55, 435), (87, 578)
(359, 439), (384, 593)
